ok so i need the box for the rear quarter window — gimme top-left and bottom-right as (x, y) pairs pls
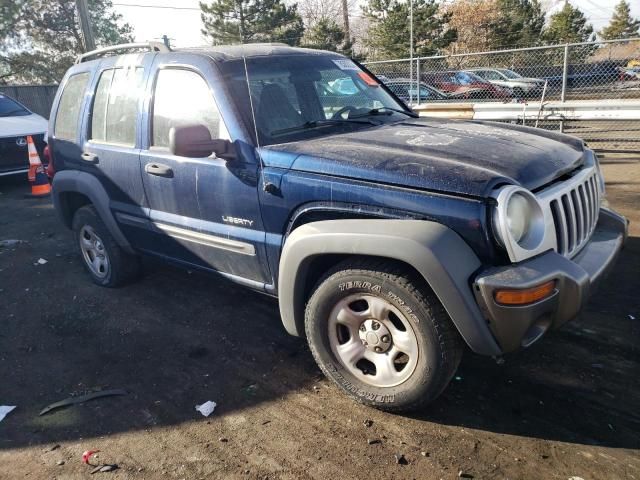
(54, 73), (90, 141)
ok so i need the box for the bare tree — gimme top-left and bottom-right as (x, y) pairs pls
(445, 0), (501, 54)
(298, 0), (357, 29)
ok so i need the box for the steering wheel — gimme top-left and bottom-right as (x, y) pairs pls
(331, 105), (358, 119)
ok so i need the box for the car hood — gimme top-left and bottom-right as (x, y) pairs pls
(262, 118), (585, 198)
(0, 113), (48, 138)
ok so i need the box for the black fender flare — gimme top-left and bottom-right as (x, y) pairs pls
(52, 170), (135, 254)
(278, 219), (501, 356)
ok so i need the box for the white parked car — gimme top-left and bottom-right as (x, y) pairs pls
(0, 93), (48, 176)
(465, 68), (545, 97)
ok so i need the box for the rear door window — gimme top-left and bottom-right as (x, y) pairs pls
(91, 67), (144, 146)
(152, 68), (226, 148)
(54, 73), (90, 140)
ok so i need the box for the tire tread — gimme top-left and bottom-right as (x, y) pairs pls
(305, 257), (463, 412)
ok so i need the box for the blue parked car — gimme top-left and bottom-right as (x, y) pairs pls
(49, 42), (627, 411)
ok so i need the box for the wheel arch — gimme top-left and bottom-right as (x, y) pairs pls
(285, 202), (418, 237)
(52, 170), (135, 254)
(278, 219), (502, 356)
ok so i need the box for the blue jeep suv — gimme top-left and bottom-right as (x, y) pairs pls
(49, 42), (628, 411)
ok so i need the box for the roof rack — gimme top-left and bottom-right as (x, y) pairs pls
(247, 42), (289, 47)
(75, 41), (170, 64)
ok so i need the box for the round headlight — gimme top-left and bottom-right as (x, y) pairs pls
(506, 193), (531, 243)
(493, 187), (545, 251)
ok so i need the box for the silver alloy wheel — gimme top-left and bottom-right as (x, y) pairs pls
(327, 294), (419, 388)
(79, 225), (110, 279)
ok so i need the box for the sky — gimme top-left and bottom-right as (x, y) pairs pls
(112, 0), (640, 49)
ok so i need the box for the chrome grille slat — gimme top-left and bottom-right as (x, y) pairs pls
(571, 189), (584, 240)
(564, 194), (577, 252)
(551, 200), (568, 255)
(585, 183), (594, 232)
(590, 176), (598, 223)
(536, 159), (601, 258)
(583, 182), (593, 230)
(578, 185), (589, 238)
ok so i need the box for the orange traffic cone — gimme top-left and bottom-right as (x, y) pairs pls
(26, 135), (51, 197)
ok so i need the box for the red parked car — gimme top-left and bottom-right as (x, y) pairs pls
(424, 71), (512, 100)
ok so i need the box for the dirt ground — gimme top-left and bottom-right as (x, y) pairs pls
(0, 155), (638, 480)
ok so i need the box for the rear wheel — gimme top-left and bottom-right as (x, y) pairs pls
(305, 258), (463, 412)
(72, 205), (140, 287)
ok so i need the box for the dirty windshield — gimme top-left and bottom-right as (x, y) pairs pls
(226, 54), (411, 145)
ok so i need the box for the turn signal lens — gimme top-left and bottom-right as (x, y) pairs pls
(494, 280), (556, 306)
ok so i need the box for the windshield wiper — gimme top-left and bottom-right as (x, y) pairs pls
(351, 107), (419, 119)
(270, 118), (377, 136)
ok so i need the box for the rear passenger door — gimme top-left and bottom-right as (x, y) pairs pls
(80, 54), (158, 250)
(138, 56), (270, 285)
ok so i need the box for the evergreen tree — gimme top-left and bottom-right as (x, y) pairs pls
(600, 0), (640, 40)
(200, 0), (305, 46)
(362, 0), (456, 60)
(493, 0), (545, 48)
(0, 0), (133, 84)
(303, 18), (353, 54)
(542, 2), (594, 44)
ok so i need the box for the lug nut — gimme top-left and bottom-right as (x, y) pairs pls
(381, 335), (390, 343)
(360, 325), (366, 332)
(374, 346), (382, 353)
(372, 322), (380, 331)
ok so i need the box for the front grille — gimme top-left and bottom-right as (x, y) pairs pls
(545, 169), (600, 257)
(0, 133), (46, 173)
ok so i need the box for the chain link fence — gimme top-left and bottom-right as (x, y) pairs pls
(364, 38), (640, 152)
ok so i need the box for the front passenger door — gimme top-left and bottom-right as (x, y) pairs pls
(139, 62), (270, 285)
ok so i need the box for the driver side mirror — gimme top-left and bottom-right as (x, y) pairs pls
(169, 124), (236, 161)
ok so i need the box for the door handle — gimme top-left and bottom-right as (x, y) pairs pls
(81, 152), (99, 164)
(145, 162), (174, 178)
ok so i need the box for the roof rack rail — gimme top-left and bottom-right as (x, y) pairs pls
(75, 41), (170, 64)
(250, 42), (289, 47)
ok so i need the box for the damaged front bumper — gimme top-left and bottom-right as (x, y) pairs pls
(473, 208), (628, 353)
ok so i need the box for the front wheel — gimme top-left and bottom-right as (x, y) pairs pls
(305, 258), (463, 412)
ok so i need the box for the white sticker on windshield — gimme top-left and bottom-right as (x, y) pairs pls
(332, 59), (359, 71)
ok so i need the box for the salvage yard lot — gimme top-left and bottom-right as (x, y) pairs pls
(0, 156), (638, 479)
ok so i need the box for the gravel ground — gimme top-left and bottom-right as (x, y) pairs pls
(0, 155), (638, 480)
